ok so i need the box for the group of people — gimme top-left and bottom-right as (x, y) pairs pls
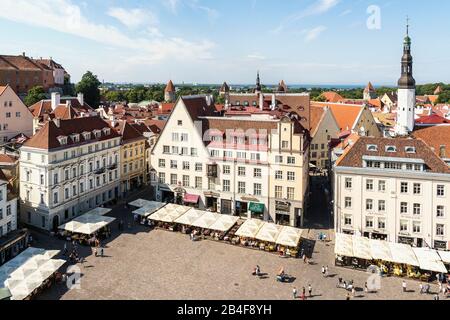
(292, 285), (313, 300)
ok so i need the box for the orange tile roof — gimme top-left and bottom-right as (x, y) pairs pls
(310, 106), (325, 134)
(165, 80), (175, 93)
(413, 126), (450, 158)
(0, 86), (7, 96)
(427, 95), (439, 105)
(368, 98), (383, 110)
(322, 91), (345, 103)
(311, 102), (362, 131)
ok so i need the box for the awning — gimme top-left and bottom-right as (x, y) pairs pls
(184, 194), (200, 204)
(438, 251), (450, 264)
(249, 202), (264, 213)
(334, 233), (353, 257)
(352, 236), (372, 260)
(388, 243), (419, 267)
(412, 248), (448, 273)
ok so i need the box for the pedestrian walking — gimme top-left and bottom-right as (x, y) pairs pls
(292, 287), (297, 300)
(321, 266), (325, 276)
(346, 293), (351, 300)
(308, 284), (312, 297)
(434, 294), (440, 301)
(438, 281), (442, 294)
(402, 280), (407, 293)
(419, 283), (423, 294)
(364, 282), (368, 293)
(325, 266), (329, 278)
(100, 247), (104, 257)
(94, 247), (98, 257)
(303, 254), (308, 264)
(63, 242), (68, 256)
(351, 287), (356, 297)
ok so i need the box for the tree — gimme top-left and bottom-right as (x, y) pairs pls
(313, 94), (327, 102)
(76, 71), (101, 107)
(24, 86), (47, 106)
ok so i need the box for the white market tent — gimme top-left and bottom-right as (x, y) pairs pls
(148, 204), (191, 223)
(85, 207), (112, 216)
(438, 251), (450, 265)
(334, 233), (354, 257)
(208, 215), (240, 232)
(388, 243), (420, 267)
(174, 209), (205, 226)
(191, 211), (220, 229)
(255, 223), (283, 243)
(412, 248), (448, 273)
(275, 226), (303, 248)
(352, 236), (372, 260)
(370, 240), (393, 262)
(59, 213), (116, 235)
(235, 219), (265, 238)
(132, 202), (166, 218)
(129, 199), (157, 208)
(0, 247), (65, 300)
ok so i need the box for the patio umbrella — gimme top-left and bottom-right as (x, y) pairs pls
(9, 267), (35, 281)
(4, 278), (23, 290)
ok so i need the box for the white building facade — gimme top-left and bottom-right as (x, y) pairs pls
(334, 137), (450, 250)
(19, 117), (121, 231)
(0, 178), (18, 238)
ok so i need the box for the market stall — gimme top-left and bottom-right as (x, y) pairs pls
(0, 247), (65, 300)
(253, 223), (283, 252)
(234, 219), (264, 239)
(129, 199), (157, 208)
(85, 207), (112, 216)
(350, 236), (372, 269)
(413, 247), (448, 275)
(334, 233), (354, 266)
(208, 215), (240, 233)
(148, 204), (191, 231)
(58, 213), (116, 245)
(132, 201), (166, 223)
(274, 226), (303, 257)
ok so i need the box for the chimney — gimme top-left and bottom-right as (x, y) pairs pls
(51, 92), (60, 110)
(271, 94), (276, 110)
(22, 52), (26, 57)
(259, 93), (264, 111)
(77, 93), (84, 106)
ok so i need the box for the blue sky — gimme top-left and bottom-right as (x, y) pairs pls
(1, 0), (449, 85)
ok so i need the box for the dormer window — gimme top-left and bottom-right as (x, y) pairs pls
(367, 144), (378, 152)
(103, 128), (111, 136)
(83, 132), (91, 140)
(236, 101), (240, 106)
(244, 101), (249, 106)
(385, 146), (397, 153)
(71, 134), (80, 143)
(93, 130), (101, 139)
(405, 146), (416, 154)
(57, 136), (68, 145)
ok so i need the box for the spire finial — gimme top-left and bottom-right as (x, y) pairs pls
(406, 15), (410, 36)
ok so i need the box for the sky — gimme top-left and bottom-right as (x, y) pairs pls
(1, 0), (449, 86)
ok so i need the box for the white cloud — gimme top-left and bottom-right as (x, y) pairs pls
(339, 9), (352, 17)
(272, 0), (340, 34)
(164, 0), (180, 13)
(0, 0), (214, 65)
(107, 7), (158, 29)
(302, 26), (327, 42)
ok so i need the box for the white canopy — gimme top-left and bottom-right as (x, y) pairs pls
(85, 207), (112, 216)
(438, 251), (450, 264)
(132, 202), (165, 217)
(352, 236), (372, 260)
(59, 213), (116, 235)
(388, 243), (420, 267)
(235, 219), (265, 238)
(148, 204), (191, 223)
(129, 199), (157, 208)
(370, 240), (393, 262)
(255, 223), (283, 243)
(413, 248), (448, 273)
(275, 226), (303, 248)
(174, 209), (205, 226)
(0, 248), (65, 300)
(334, 233), (353, 257)
(208, 215), (239, 232)
(191, 211), (220, 229)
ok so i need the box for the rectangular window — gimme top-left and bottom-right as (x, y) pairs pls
(181, 133), (188, 142)
(159, 159), (166, 168)
(400, 221), (408, 232)
(413, 183), (421, 195)
(282, 141), (289, 149)
(6, 205), (11, 216)
(413, 203), (421, 215)
(195, 163), (202, 172)
(183, 161), (190, 170)
(287, 157), (295, 164)
(254, 183), (262, 196)
(171, 174), (177, 185)
(287, 187), (294, 200)
(159, 173), (165, 184)
(254, 168), (262, 178)
(344, 215), (352, 226)
(378, 200), (386, 212)
(437, 185), (445, 197)
(53, 192), (58, 204)
(238, 182), (246, 194)
(345, 197), (352, 209)
(378, 218), (386, 230)
(345, 178), (352, 189)
(275, 156), (283, 163)
(287, 172), (295, 181)
(191, 148), (198, 157)
(366, 217), (374, 228)
(400, 202), (408, 214)
(223, 180), (231, 192)
(366, 179), (374, 191)
(238, 167), (246, 177)
(378, 180), (386, 192)
(275, 186), (282, 199)
(182, 175), (190, 187)
(366, 199), (373, 211)
(437, 205), (445, 218)
(413, 222), (421, 234)
(223, 165), (230, 175)
(400, 182), (408, 194)
(163, 146), (170, 154)
(436, 224), (445, 236)
(275, 171), (283, 180)
(170, 160), (177, 169)
(172, 133), (179, 142)
(195, 177), (202, 189)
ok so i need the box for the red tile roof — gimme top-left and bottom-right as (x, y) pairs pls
(311, 102), (362, 132)
(416, 114), (449, 125)
(336, 136), (450, 173)
(322, 91), (345, 103)
(413, 126), (450, 158)
(0, 154), (18, 164)
(24, 117), (119, 150)
(165, 80), (175, 93)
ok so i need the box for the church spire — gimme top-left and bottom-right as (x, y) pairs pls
(398, 17), (415, 89)
(255, 71), (261, 93)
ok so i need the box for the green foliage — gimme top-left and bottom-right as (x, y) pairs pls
(24, 86), (47, 107)
(76, 71), (101, 107)
(312, 94), (327, 102)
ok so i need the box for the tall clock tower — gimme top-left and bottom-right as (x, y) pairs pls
(395, 19), (416, 136)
